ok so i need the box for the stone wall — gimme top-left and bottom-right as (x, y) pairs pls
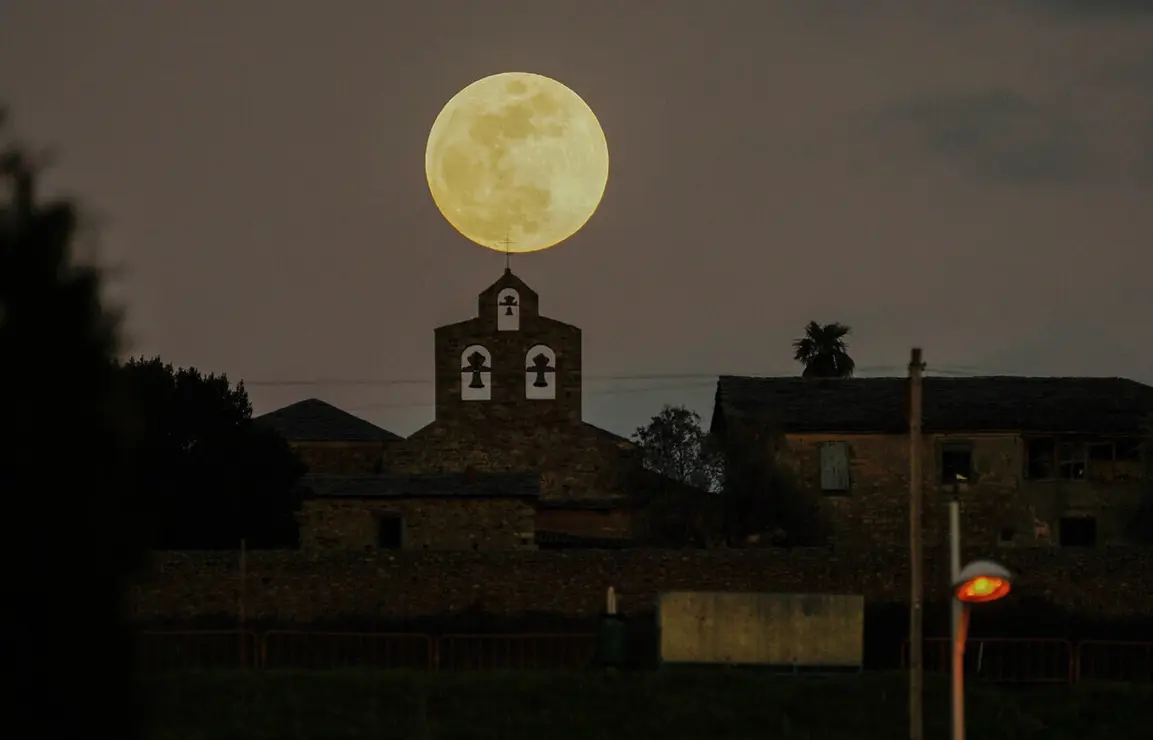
(291, 441), (392, 475)
(782, 433), (1148, 549)
(433, 270), (582, 424)
(300, 498), (535, 552)
(385, 415), (642, 501)
(130, 546), (1153, 624)
(534, 506), (633, 539)
(375, 268), (646, 503)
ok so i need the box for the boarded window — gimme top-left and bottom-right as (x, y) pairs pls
(820, 442), (850, 492)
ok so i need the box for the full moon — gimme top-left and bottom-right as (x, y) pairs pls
(425, 72), (610, 254)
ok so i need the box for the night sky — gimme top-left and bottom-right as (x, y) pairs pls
(3, 1), (1152, 437)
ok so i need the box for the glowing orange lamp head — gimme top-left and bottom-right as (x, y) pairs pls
(953, 560), (1013, 604)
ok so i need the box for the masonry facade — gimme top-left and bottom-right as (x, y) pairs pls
(298, 474), (538, 551)
(383, 269), (640, 496)
(256, 269), (657, 551)
(373, 269), (649, 545)
(712, 376), (1153, 550)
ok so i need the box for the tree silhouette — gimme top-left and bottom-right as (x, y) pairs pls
(1, 122), (147, 738)
(120, 356), (305, 549)
(793, 321), (856, 378)
(632, 405), (722, 492)
(1129, 414), (1153, 544)
(718, 418), (827, 547)
(631, 405), (723, 546)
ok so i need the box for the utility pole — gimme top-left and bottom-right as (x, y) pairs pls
(908, 348), (925, 740)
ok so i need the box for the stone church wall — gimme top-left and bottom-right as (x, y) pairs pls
(299, 497), (535, 552)
(291, 441), (392, 475)
(385, 418), (640, 500)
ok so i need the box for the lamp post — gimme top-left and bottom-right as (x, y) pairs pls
(951, 559), (1013, 740)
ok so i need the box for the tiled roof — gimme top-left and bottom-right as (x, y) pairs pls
(300, 472), (540, 499)
(254, 398), (401, 442)
(582, 422), (636, 448)
(712, 375), (1153, 435)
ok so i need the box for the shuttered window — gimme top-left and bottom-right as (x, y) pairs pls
(820, 442), (850, 492)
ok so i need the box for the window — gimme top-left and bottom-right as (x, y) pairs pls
(1026, 438), (1055, 479)
(1058, 516), (1096, 547)
(1027, 438), (1090, 480)
(820, 442), (850, 493)
(1057, 442), (1087, 480)
(1088, 442), (1114, 463)
(1116, 439), (1142, 461)
(939, 442), (973, 485)
(377, 514), (404, 549)
(998, 527), (1016, 546)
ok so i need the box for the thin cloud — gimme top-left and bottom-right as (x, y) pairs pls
(877, 89), (1094, 185)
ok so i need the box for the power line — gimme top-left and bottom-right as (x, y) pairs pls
(241, 364), (1022, 388)
(338, 380), (719, 412)
(243, 372), (726, 387)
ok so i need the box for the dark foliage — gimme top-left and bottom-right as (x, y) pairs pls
(793, 320), (855, 378)
(633, 405), (827, 547)
(632, 406), (724, 546)
(719, 418), (827, 546)
(0, 131), (146, 737)
(1126, 414), (1153, 544)
(119, 356), (306, 549)
(632, 405), (722, 491)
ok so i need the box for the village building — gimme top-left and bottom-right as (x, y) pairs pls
(711, 375), (1153, 549)
(257, 269), (666, 551)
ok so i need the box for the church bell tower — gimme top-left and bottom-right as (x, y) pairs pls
(432, 269), (582, 423)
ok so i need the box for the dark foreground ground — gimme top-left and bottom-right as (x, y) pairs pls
(143, 669), (1152, 740)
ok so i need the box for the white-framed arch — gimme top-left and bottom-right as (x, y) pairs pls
(525, 344), (557, 400)
(497, 288), (520, 331)
(461, 345), (493, 401)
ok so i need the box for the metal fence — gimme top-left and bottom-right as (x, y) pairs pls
(137, 630), (258, 672)
(438, 633), (597, 671)
(1075, 640), (1153, 683)
(261, 631), (435, 670)
(903, 637), (1074, 683)
(137, 630), (1153, 681)
(901, 638), (1153, 683)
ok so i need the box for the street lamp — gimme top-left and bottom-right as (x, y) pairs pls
(950, 558), (1013, 740)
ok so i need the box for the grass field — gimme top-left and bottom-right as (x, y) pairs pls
(142, 669), (1153, 740)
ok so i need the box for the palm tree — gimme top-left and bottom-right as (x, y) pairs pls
(792, 321), (855, 378)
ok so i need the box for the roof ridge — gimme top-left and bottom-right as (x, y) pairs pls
(712, 375), (1153, 435)
(254, 398), (401, 442)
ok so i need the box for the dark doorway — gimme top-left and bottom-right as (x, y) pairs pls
(377, 514), (404, 549)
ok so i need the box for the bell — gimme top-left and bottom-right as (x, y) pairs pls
(505, 305), (514, 316)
